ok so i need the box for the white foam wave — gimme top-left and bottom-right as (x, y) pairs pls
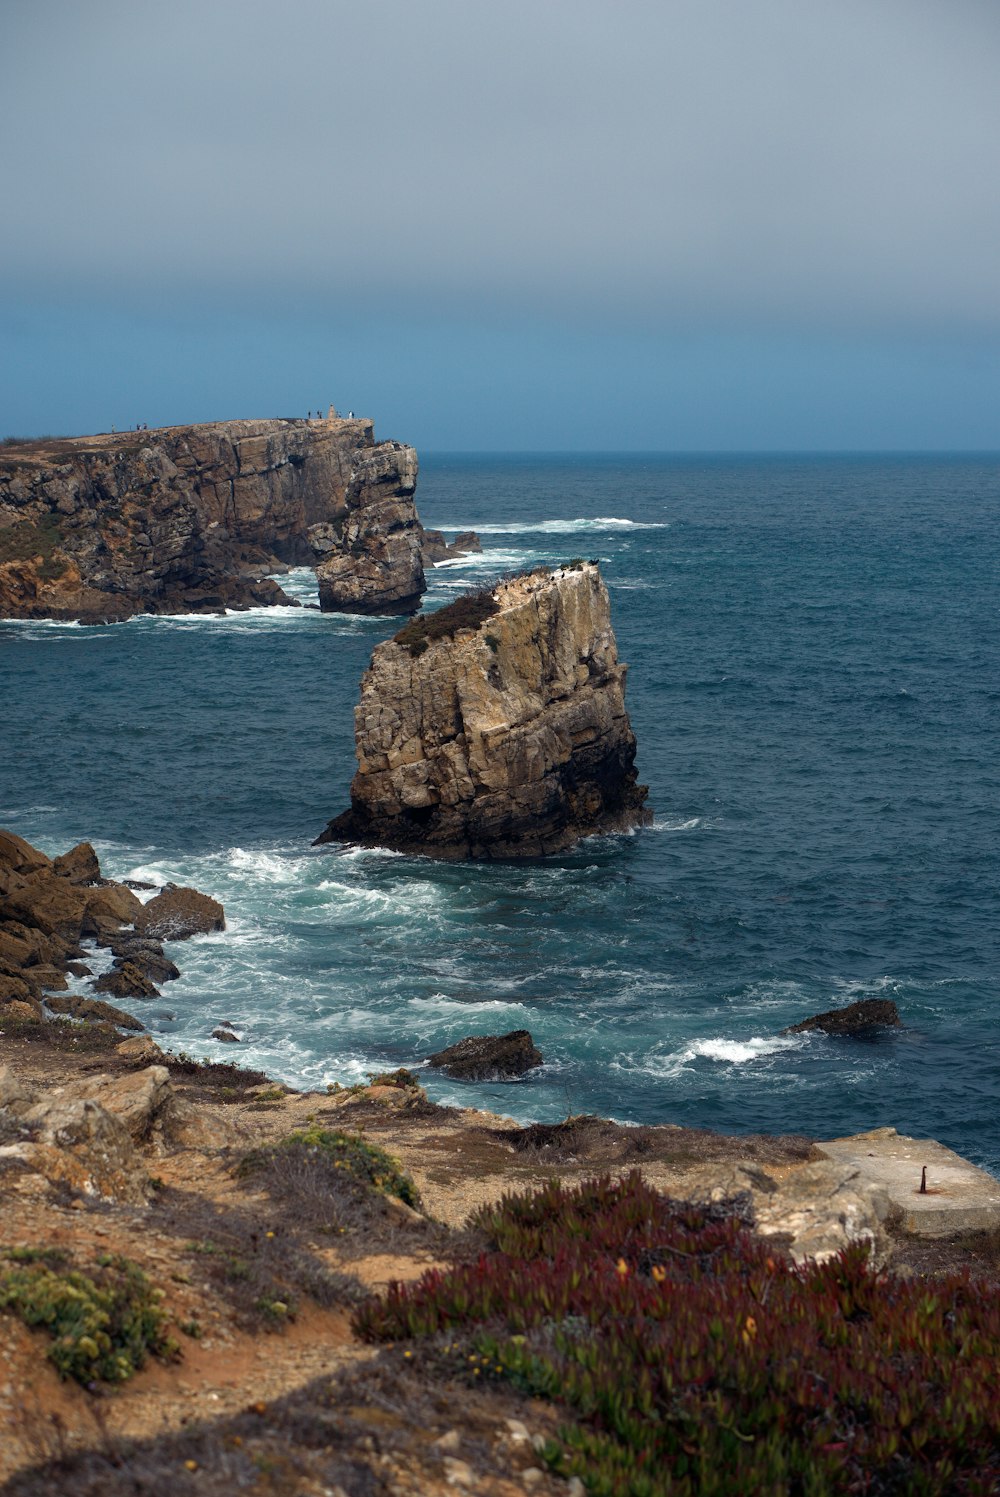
(633, 1034), (800, 1080)
(408, 994), (529, 1015)
(430, 548), (533, 571)
(444, 517), (667, 535)
(226, 847), (313, 882)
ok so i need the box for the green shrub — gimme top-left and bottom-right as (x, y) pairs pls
(0, 518), (64, 565)
(240, 1126), (420, 1210)
(354, 1172), (1000, 1495)
(393, 587), (500, 657)
(0, 1249), (175, 1385)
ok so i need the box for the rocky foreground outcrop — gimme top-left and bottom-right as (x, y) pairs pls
(0, 416), (427, 621)
(0, 830), (223, 1021)
(317, 562), (650, 858)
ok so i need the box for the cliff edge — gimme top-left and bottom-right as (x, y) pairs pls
(0, 416), (424, 621)
(317, 561), (651, 858)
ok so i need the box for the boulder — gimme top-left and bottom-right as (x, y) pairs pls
(421, 529), (483, 566)
(135, 884), (226, 941)
(1, 998), (41, 1020)
(45, 993), (144, 1030)
(428, 1029), (543, 1081)
(784, 999), (902, 1037)
(661, 1158), (892, 1266)
(18, 1095), (151, 1206)
(212, 1025), (241, 1043)
(0, 869), (89, 937)
(0, 1063), (35, 1115)
(0, 972), (36, 1005)
(52, 841), (101, 884)
(318, 563), (651, 858)
(56, 1065), (172, 1142)
(92, 962), (161, 1000)
(84, 882), (145, 930)
(116, 1035), (166, 1064)
(103, 935), (180, 983)
(0, 831), (52, 874)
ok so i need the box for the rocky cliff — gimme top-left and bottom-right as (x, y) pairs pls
(317, 562), (651, 858)
(0, 416), (424, 621)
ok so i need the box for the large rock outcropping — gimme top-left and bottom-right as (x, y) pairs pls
(0, 830), (224, 1020)
(315, 441), (424, 614)
(317, 562), (650, 858)
(0, 416), (425, 621)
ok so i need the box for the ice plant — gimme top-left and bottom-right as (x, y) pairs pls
(354, 1171), (1000, 1495)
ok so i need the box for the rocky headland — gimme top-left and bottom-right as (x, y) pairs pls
(0, 416), (437, 622)
(317, 562), (651, 859)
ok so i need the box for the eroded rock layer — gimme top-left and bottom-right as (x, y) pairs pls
(0, 417), (424, 620)
(317, 562), (651, 858)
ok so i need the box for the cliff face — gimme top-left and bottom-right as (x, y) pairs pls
(315, 442), (425, 614)
(0, 417), (424, 621)
(317, 562), (650, 859)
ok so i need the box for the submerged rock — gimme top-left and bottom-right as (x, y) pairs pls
(428, 1029), (544, 1080)
(784, 999), (902, 1037)
(317, 562), (650, 858)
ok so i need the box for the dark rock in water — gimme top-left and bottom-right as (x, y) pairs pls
(65, 961), (93, 978)
(318, 562), (650, 859)
(136, 884), (225, 941)
(92, 962), (161, 1000)
(212, 1026), (240, 1043)
(421, 528), (483, 566)
(104, 933), (180, 983)
(427, 1029), (543, 1081)
(784, 999), (902, 1037)
(46, 993), (144, 1031)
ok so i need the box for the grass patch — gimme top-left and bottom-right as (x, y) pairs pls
(0, 1012), (129, 1057)
(162, 1052), (271, 1101)
(153, 1186), (365, 1331)
(0, 518), (65, 565)
(354, 1171), (1000, 1495)
(0, 1248), (175, 1385)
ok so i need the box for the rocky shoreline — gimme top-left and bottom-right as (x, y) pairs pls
(3, 827), (1000, 1491)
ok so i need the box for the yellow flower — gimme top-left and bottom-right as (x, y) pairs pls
(742, 1316), (758, 1344)
(616, 1258), (629, 1277)
(651, 1264), (667, 1284)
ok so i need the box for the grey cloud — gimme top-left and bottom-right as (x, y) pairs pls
(2, 0), (999, 333)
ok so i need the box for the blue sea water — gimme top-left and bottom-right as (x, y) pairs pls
(2, 453), (999, 1173)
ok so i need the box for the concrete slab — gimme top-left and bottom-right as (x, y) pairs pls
(816, 1127), (1000, 1238)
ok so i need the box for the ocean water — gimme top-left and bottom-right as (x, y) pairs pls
(2, 453), (999, 1173)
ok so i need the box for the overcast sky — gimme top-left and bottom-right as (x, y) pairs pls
(3, 0), (999, 448)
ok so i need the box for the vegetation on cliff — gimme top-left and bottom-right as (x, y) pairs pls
(356, 1171), (1000, 1495)
(393, 584), (500, 656)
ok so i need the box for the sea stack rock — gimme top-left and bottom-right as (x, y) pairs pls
(316, 561), (651, 858)
(0, 416), (425, 621)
